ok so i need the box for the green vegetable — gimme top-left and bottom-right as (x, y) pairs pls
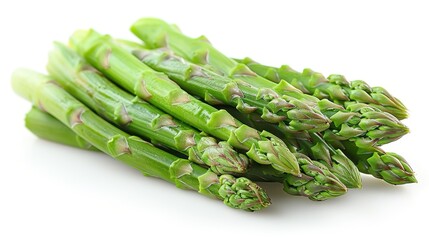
(25, 106), (97, 151)
(318, 100), (409, 146)
(46, 42), (248, 175)
(130, 18), (408, 148)
(25, 107), (348, 201)
(238, 57), (408, 120)
(12, 69), (271, 211)
(231, 59), (413, 184)
(69, 29), (301, 176)
(225, 106), (362, 188)
(131, 18), (321, 112)
(237, 59), (409, 145)
(227, 107), (415, 185)
(340, 141), (416, 185)
(247, 153), (348, 201)
(119, 40), (330, 133)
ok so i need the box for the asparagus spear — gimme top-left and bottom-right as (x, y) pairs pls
(236, 59), (409, 145)
(69, 29), (301, 176)
(257, 110), (413, 184)
(12, 69), (271, 211)
(47, 42), (248, 175)
(130, 18), (409, 147)
(25, 107), (348, 200)
(228, 108), (415, 185)
(278, 153), (347, 200)
(340, 141), (416, 185)
(238, 57), (408, 120)
(130, 18), (321, 110)
(225, 106), (362, 188)
(119, 42), (402, 187)
(119, 40), (330, 133)
(237, 109), (416, 185)
(25, 106), (97, 151)
(318, 99), (408, 146)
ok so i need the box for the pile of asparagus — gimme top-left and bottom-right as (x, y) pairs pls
(12, 18), (416, 211)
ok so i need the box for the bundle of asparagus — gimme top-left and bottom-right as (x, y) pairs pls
(11, 18), (416, 212)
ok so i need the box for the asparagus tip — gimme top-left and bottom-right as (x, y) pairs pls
(365, 152), (417, 185)
(219, 175), (271, 211)
(284, 154), (348, 201)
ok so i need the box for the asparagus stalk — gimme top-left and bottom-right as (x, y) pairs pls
(119, 40), (330, 133)
(130, 18), (321, 111)
(118, 29), (359, 188)
(238, 58), (408, 120)
(69, 29), (301, 176)
(340, 141), (416, 185)
(25, 106), (97, 151)
(229, 109), (415, 185)
(130, 18), (409, 147)
(46, 42), (248, 175)
(235, 59), (409, 145)
(225, 106), (362, 188)
(25, 107), (348, 200)
(12, 69), (271, 211)
(318, 100), (408, 146)
(278, 153), (347, 200)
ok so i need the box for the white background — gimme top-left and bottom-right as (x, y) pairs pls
(1, 0), (428, 239)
